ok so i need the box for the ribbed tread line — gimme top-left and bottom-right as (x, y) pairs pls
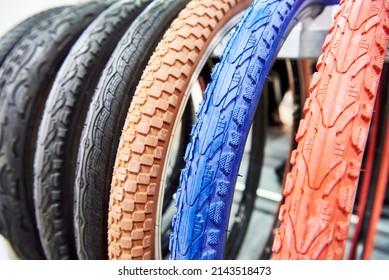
(33, 0), (149, 260)
(272, 0), (389, 260)
(107, 0), (251, 260)
(0, 1), (109, 259)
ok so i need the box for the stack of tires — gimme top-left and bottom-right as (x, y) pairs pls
(0, 0), (387, 260)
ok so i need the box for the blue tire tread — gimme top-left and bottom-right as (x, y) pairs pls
(170, 0), (336, 260)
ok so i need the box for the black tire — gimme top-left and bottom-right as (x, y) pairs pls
(0, 1), (110, 260)
(34, 0), (151, 260)
(0, 6), (67, 67)
(74, 0), (189, 260)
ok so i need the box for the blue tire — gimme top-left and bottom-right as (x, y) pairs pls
(170, 0), (338, 260)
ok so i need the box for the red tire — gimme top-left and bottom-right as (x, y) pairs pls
(272, 0), (389, 259)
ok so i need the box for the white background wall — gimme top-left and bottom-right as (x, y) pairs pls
(0, 0), (85, 36)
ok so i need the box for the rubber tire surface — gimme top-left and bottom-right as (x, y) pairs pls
(0, 1), (109, 260)
(272, 0), (389, 259)
(169, 0), (338, 260)
(33, 0), (150, 260)
(106, 0), (254, 260)
(0, 6), (67, 67)
(74, 0), (190, 260)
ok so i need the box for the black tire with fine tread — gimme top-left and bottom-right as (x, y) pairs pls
(34, 0), (151, 260)
(0, 6), (67, 67)
(0, 1), (110, 260)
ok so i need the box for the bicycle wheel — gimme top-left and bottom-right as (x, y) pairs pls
(33, 0), (150, 260)
(107, 0), (254, 260)
(75, 0), (191, 260)
(169, 0), (338, 260)
(0, 6), (67, 67)
(272, 0), (389, 259)
(0, 1), (110, 260)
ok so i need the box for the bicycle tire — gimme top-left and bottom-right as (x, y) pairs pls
(0, 1), (110, 260)
(74, 0), (191, 260)
(169, 0), (338, 260)
(272, 0), (389, 259)
(33, 0), (150, 260)
(107, 0), (254, 260)
(0, 6), (68, 67)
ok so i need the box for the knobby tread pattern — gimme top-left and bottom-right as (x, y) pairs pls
(272, 0), (389, 260)
(33, 0), (150, 260)
(0, 1), (109, 259)
(168, 0), (332, 260)
(73, 0), (190, 260)
(0, 6), (67, 67)
(107, 0), (252, 260)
